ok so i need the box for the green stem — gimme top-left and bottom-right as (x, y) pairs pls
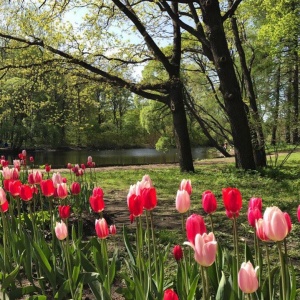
(233, 216), (240, 298)
(200, 266), (207, 300)
(1, 210), (7, 300)
(145, 211), (151, 277)
(265, 244), (272, 300)
(277, 241), (286, 300)
(209, 214), (219, 284)
(101, 239), (110, 295)
(150, 211), (158, 283)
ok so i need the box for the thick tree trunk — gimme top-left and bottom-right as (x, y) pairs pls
(271, 64), (281, 145)
(200, 0), (256, 169)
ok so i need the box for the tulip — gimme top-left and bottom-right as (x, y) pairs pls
(248, 197), (262, 211)
(95, 218), (109, 239)
(141, 187), (157, 210)
(128, 193), (143, 217)
(202, 190), (217, 214)
(92, 187), (104, 197)
(52, 172), (63, 188)
(19, 184), (33, 202)
(263, 206), (289, 241)
(56, 183), (68, 199)
(142, 174), (153, 187)
(163, 289), (179, 300)
(41, 179), (55, 197)
(297, 205), (300, 222)
(89, 195), (105, 213)
(238, 261), (259, 294)
(29, 156), (34, 163)
(3, 179), (12, 192)
(67, 163), (72, 169)
(175, 190), (190, 213)
(29, 171), (43, 184)
(13, 160), (21, 170)
(2, 167), (12, 180)
(109, 224), (117, 235)
(184, 232), (217, 267)
(222, 187), (242, 217)
(173, 245), (183, 261)
(180, 179), (192, 195)
(186, 213), (207, 245)
(45, 164), (51, 173)
(0, 187), (7, 205)
(9, 180), (22, 197)
(11, 168), (19, 180)
(283, 212), (292, 234)
(1, 200), (9, 212)
(55, 220), (68, 240)
(59, 205), (71, 219)
(22, 149), (27, 157)
(255, 218), (269, 242)
(247, 207), (262, 228)
(70, 182), (81, 195)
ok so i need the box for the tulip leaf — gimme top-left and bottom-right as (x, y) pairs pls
(244, 241), (255, 266)
(7, 286), (40, 299)
(288, 264), (296, 300)
(216, 271), (232, 300)
(54, 279), (69, 300)
(123, 225), (136, 266)
(27, 296), (47, 300)
(2, 251), (24, 290)
(187, 273), (200, 300)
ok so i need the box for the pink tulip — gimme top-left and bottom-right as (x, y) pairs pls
(175, 190), (190, 213)
(186, 214), (207, 245)
(55, 221), (68, 240)
(255, 218), (269, 242)
(56, 183), (68, 199)
(95, 218), (109, 239)
(263, 206), (289, 241)
(2, 167), (12, 180)
(180, 179), (192, 195)
(297, 205), (300, 222)
(141, 174), (153, 187)
(184, 232), (217, 267)
(52, 172), (63, 188)
(238, 261), (259, 294)
(109, 224), (117, 235)
(0, 187), (7, 205)
(283, 212), (292, 234)
(202, 190), (217, 214)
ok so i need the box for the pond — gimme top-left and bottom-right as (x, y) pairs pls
(3, 147), (217, 168)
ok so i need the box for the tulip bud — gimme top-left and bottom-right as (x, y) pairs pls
(95, 218), (109, 239)
(59, 205), (71, 219)
(186, 214), (206, 244)
(109, 224), (117, 235)
(70, 182), (81, 195)
(297, 205), (300, 223)
(173, 245), (183, 261)
(163, 289), (179, 300)
(222, 187), (242, 217)
(180, 179), (192, 195)
(175, 190), (190, 214)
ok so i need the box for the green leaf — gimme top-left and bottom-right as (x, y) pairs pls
(123, 225), (136, 266)
(216, 272), (232, 300)
(187, 273), (200, 300)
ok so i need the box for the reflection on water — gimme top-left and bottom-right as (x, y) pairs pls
(4, 147), (215, 168)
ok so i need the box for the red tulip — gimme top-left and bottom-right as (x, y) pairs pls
(20, 184), (33, 201)
(202, 190), (217, 214)
(283, 212), (292, 234)
(1, 200), (9, 212)
(141, 187), (157, 210)
(45, 164), (51, 173)
(3, 179), (12, 192)
(186, 213), (206, 245)
(173, 245), (183, 261)
(247, 207), (262, 228)
(41, 179), (55, 197)
(70, 182), (81, 195)
(89, 195), (105, 213)
(58, 205), (71, 219)
(95, 218), (109, 239)
(163, 289), (179, 300)
(29, 156), (34, 163)
(67, 163), (72, 169)
(9, 180), (22, 197)
(128, 194), (143, 217)
(92, 187), (104, 197)
(226, 209), (240, 219)
(222, 187), (242, 217)
(56, 183), (68, 199)
(248, 197), (262, 211)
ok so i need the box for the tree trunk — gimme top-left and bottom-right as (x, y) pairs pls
(271, 64), (281, 145)
(169, 79), (195, 172)
(292, 50), (299, 144)
(200, 0), (256, 169)
(230, 14), (267, 167)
